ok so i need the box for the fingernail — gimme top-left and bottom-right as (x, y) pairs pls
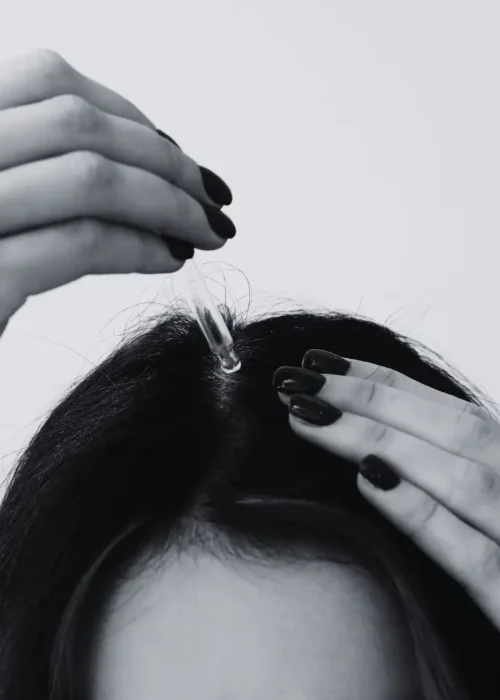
(289, 394), (342, 426)
(200, 166), (233, 206)
(202, 204), (237, 239)
(302, 349), (351, 375)
(272, 367), (326, 395)
(156, 128), (181, 149)
(359, 455), (401, 491)
(164, 237), (194, 261)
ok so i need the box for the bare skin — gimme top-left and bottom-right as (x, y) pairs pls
(88, 550), (423, 700)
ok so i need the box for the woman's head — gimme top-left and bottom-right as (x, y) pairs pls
(0, 305), (499, 700)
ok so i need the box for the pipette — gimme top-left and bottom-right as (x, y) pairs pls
(179, 257), (241, 374)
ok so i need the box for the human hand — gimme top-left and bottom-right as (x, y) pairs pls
(0, 49), (235, 331)
(273, 350), (500, 631)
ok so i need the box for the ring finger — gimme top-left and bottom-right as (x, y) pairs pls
(0, 151), (236, 249)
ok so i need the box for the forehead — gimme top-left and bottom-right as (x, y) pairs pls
(88, 551), (421, 700)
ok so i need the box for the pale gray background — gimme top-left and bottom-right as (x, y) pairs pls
(0, 1), (498, 499)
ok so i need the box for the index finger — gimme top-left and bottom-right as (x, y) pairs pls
(312, 353), (497, 425)
(0, 49), (155, 128)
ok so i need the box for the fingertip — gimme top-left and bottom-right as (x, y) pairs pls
(156, 129), (181, 149)
(199, 166), (233, 207)
(163, 237), (195, 262)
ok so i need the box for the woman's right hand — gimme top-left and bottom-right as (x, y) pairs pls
(0, 49), (236, 335)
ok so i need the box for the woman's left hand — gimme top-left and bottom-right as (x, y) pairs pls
(273, 349), (500, 632)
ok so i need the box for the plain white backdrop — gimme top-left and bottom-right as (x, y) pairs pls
(0, 1), (498, 501)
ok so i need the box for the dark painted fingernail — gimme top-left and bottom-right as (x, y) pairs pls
(164, 237), (194, 261)
(202, 204), (236, 239)
(359, 455), (401, 491)
(302, 349), (351, 375)
(289, 394), (342, 426)
(200, 166), (233, 206)
(156, 129), (181, 149)
(272, 367), (326, 395)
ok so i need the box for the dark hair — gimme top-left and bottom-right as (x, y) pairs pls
(0, 304), (499, 699)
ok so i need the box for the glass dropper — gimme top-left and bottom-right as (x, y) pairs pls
(179, 257), (241, 373)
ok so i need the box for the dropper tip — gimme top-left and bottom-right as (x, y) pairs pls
(218, 346), (241, 374)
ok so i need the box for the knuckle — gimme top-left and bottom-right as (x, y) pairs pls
(168, 142), (183, 177)
(52, 94), (103, 136)
(466, 402), (488, 421)
(383, 369), (400, 390)
(356, 379), (378, 407)
(71, 151), (117, 195)
(472, 541), (500, 595)
(368, 367), (398, 388)
(369, 365), (397, 388)
(472, 417), (498, 448)
(449, 458), (500, 510)
(454, 410), (497, 451)
(72, 218), (106, 259)
(358, 380), (389, 410)
(408, 497), (441, 541)
(30, 48), (73, 89)
(368, 419), (392, 447)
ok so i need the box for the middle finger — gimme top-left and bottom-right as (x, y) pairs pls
(0, 96), (232, 210)
(0, 152), (236, 250)
(302, 351), (497, 424)
(277, 374), (500, 471)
